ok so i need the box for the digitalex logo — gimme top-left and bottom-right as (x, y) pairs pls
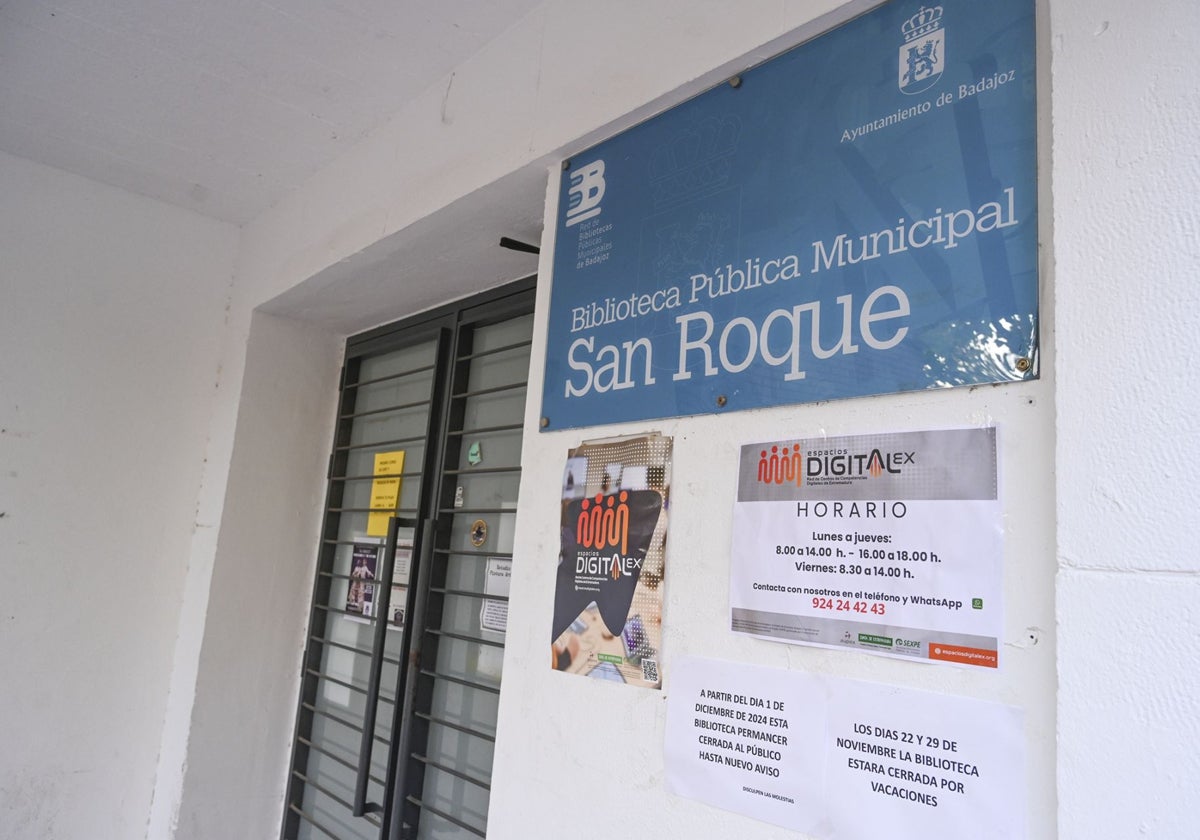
(555, 488), (663, 639)
(575, 491), (635, 578)
(899, 5), (945, 95)
(756, 443), (919, 487)
(803, 446), (915, 485)
(756, 444), (804, 487)
(811, 448), (912, 482)
(565, 159), (606, 227)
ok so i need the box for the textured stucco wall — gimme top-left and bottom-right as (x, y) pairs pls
(1050, 0), (1200, 837)
(0, 150), (237, 839)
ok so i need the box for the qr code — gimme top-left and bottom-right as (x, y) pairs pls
(641, 658), (659, 683)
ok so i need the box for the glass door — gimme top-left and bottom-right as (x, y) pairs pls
(395, 302), (533, 839)
(282, 279), (535, 840)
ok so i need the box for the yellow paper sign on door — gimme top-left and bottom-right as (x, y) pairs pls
(367, 450), (406, 536)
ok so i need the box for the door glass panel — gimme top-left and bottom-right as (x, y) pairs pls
(296, 790), (378, 840)
(412, 313), (532, 840)
(286, 336), (438, 840)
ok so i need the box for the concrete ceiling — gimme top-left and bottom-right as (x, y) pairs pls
(0, 0), (542, 224)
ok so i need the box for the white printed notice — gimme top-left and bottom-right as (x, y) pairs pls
(480, 557), (511, 634)
(665, 656), (1026, 839)
(730, 427), (1001, 668)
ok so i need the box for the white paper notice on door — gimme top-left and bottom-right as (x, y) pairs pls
(665, 655), (1026, 840)
(480, 557), (512, 634)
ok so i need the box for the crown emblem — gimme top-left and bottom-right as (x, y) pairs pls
(901, 5), (943, 42)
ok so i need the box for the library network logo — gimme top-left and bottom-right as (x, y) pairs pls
(565, 159), (606, 226)
(899, 5), (945, 95)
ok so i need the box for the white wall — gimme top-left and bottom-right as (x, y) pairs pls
(1051, 0), (1200, 837)
(0, 151), (237, 838)
(173, 312), (341, 840)
(488, 180), (1055, 839)
(165, 1), (1200, 839)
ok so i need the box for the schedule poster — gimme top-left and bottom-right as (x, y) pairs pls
(366, 449), (405, 537)
(664, 656), (1026, 839)
(552, 433), (672, 688)
(730, 427), (1002, 668)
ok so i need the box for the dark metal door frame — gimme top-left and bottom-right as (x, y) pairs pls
(282, 276), (536, 840)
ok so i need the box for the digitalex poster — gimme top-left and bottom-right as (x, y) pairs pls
(541, 0), (1037, 430)
(552, 433), (672, 688)
(729, 427), (1002, 667)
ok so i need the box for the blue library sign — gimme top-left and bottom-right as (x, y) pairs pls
(541, 0), (1037, 430)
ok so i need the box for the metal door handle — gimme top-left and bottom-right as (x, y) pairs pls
(353, 515), (414, 817)
(384, 517), (434, 840)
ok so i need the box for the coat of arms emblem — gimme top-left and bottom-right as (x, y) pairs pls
(899, 5), (945, 95)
